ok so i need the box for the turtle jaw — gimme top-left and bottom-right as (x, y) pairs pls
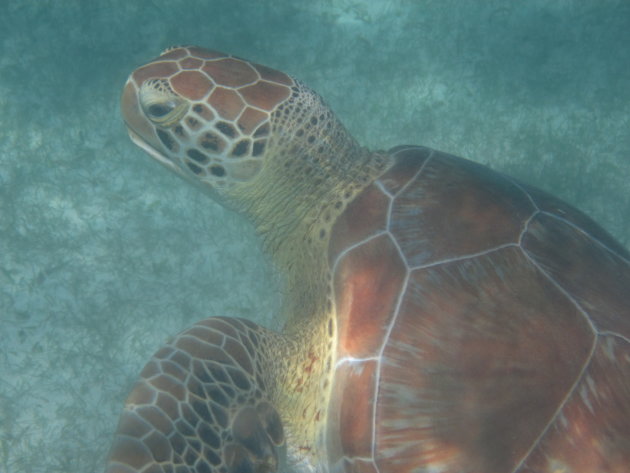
(126, 125), (186, 177)
(124, 124), (234, 209)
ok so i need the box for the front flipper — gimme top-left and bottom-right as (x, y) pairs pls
(106, 317), (285, 473)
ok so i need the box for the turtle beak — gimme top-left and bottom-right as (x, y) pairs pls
(125, 126), (183, 176)
(120, 78), (185, 177)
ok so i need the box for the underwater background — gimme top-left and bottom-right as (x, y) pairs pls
(0, 1), (629, 472)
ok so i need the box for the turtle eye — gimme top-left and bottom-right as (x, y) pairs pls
(147, 101), (176, 119)
(139, 79), (188, 126)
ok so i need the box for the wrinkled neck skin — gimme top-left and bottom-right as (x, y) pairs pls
(224, 85), (390, 469)
(229, 82), (389, 327)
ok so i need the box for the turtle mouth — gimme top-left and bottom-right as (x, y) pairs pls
(126, 125), (185, 177)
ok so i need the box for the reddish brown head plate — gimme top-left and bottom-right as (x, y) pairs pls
(121, 46), (296, 191)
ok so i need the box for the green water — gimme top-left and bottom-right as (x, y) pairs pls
(0, 1), (628, 472)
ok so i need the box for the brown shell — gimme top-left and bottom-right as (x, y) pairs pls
(327, 146), (630, 473)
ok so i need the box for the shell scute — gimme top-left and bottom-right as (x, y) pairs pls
(333, 234), (406, 359)
(522, 183), (630, 258)
(523, 212), (630, 337)
(390, 151), (535, 267)
(328, 147), (630, 471)
(327, 360), (378, 463)
(378, 145), (432, 195)
(376, 246), (595, 472)
(328, 183), (389, 266)
(519, 334), (630, 471)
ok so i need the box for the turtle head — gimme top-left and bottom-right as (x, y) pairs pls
(122, 46), (341, 212)
(122, 46), (383, 277)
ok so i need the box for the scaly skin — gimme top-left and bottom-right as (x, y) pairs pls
(111, 46), (389, 473)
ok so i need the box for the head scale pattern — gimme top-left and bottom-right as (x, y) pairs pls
(121, 46), (297, 190)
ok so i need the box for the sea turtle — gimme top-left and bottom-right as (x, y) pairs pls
(108, 46), (630, 473)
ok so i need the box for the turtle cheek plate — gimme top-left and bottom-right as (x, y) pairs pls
(125, 126), (232, 209)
